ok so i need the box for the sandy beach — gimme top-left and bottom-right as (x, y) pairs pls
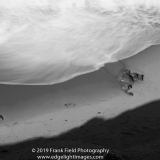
(0, 44), (160, 159)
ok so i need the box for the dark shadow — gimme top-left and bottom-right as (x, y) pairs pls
(1, 100), (160, 160)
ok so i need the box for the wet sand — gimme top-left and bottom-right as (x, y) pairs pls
(0, 45), (160, 159)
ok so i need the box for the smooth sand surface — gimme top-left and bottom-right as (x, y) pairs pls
(0, 45), (160, 159)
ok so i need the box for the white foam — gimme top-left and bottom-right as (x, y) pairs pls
(0, 0), (160, 85)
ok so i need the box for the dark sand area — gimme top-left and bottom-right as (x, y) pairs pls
(1, 100), (160, 160)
